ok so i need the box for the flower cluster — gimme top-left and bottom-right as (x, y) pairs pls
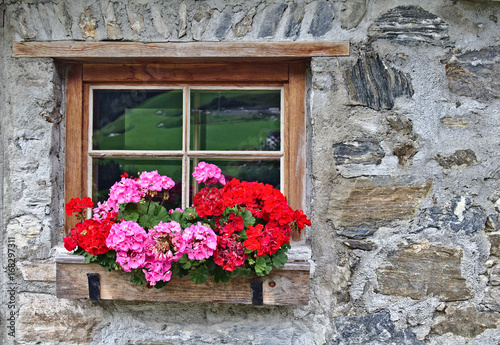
(63, 162), (310, 287)
(192, 161), (226, 185)
(64, 210), (117, 256)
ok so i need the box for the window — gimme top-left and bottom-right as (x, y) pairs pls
(65, 62), (307, 245)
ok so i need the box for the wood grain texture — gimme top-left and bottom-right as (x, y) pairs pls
(56, 259), (309, 305)
(64, 64), (83, 234)
(13, 41), (349, 59)
(83, 63), (289, 82)
(288, 62), (307, 243)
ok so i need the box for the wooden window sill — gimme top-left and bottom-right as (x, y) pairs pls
(55, 254), (310, 306)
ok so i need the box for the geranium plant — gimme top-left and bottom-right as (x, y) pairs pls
(63, 162), (310, 288)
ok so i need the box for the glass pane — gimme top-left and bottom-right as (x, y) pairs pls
(189, 158), (280, 202)
(190, 89), (281, 151)
(92, 89), (183, 151)
(92, 158), (182, 209)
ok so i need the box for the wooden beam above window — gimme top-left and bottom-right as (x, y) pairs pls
(13, 41), (349, 62)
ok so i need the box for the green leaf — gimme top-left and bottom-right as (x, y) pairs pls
(170, 210), (183, 223)
(118, 203), (140, 222)
(181, 261), (192, 270)
(97, 251), (117, 271)
(83, 252), (97, 263)
(241, 209), (255, 227)
(153, 203), (170, 222)
(213, 267), (231, 283)
(231, 266), (252, 278)
(271, 249), (288, 268)
(190, 266), (209, 284)
(178, 254), (190, 264)
(129, 269), (146, 286)
(255, 255), (273, 276)
(153, 280), (168, 289)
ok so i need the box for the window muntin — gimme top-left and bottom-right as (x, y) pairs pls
(89, 86), (284, 209)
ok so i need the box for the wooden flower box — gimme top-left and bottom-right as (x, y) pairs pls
(56, 255), (309, 306)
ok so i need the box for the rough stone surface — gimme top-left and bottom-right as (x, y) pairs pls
(441, 116), (471, 128)
(214, 7), (233, 40)
(329, 180), (432, 239)
(101, 1), (124, 40)
(284, 3), (304, 39)
(342, 239), (376, 251)
(431, 302), (500, 337)
(19, 261), (56, 281)
(368, 6), (449, 46)
(79, 9), (97, 39)
(445, 46), (500, 101)
(489, 265), (500, 285)
(376, 242), (473, 301)
(178, 2), (187, 38)
(16, 293), (104, 344)
(483, 286), (500, 310)
(331, 312), (424, 345)
(258, 3), (287, 38)
(393, 141), (418, 166)
(489, 233), (500, 257)
(233, 7), (256, 37)
(345, 53), (414, 110)
(308, 0), (334, 37)
(435, 149), (478, 169)
(339, 0), (367, 30)
(333, 140), (385, 165)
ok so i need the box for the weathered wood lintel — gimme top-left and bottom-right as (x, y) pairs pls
(13, 41), (349, 61)
(56, 256), (310, 305)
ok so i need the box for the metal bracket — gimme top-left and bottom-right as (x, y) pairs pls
(87, 273), (101, 301)
(250, 280), (263, 306)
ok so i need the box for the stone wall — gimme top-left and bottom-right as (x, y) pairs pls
(1, 0), (500, 344)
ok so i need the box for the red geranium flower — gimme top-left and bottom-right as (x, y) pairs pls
(214, 235), (248, 271)
(65, 197), (93, 217)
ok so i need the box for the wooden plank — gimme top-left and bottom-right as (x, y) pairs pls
(288, 62), (307, 243)
(56, 260), (309, 305)
(83, 63), (290, 82)
(64, 64), (83, 234)
(13, 41), (349, 60)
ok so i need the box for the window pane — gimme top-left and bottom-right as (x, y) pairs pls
(190, 89), (281, 151)
(189, 158), (280, 202)
(92, 158), (182, 209)
(92, 89), (183, 151)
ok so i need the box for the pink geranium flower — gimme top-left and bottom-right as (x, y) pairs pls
(182, 222), (218, 260)
(147, 221), (187, 262)
(192, 161), (226, 185)
(109, 176), (144, 205)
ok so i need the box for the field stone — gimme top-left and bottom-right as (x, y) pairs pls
(376, 242), (473, 301)
(309, 0), (334, 37)
(445, 46), (500, 101)
(331, 311), (423, 344)
(368, 5), (449, 46)
(431, 302), (500, 337)
(16, 293), (103, 344)
(434, 149), (477, 169)
(344, 52), (414, 110)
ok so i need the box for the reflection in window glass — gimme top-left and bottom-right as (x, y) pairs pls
(90, 87), (284, 208)
(92, 158), (182, 209)
(190, 89), (281, 151)
(92, 89), (183, 151)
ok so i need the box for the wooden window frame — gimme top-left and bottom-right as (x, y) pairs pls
(58, 61), (310, 305)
